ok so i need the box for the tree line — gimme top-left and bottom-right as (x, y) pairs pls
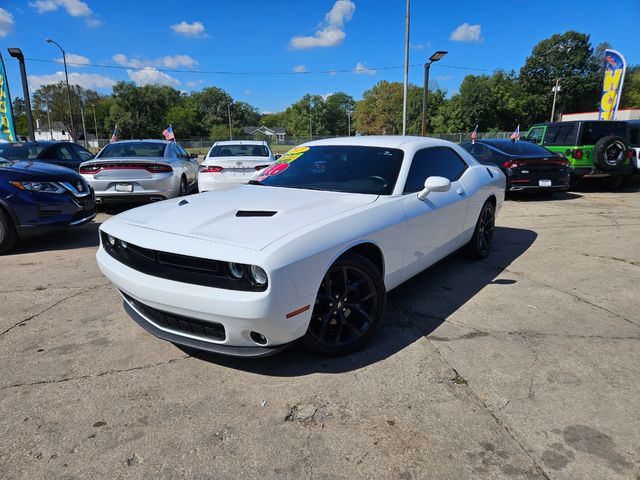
(10, 31), (640, 141)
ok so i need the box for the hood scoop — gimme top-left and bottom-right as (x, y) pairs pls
(235, 210), (277, 217)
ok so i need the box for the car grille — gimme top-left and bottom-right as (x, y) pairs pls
(100, 232), (266, 292)
(122, 292), (226, 341)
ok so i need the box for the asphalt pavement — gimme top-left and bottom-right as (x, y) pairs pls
(1, 187), (639, 480)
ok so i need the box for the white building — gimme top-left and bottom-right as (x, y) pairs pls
(34, 119), (72, 142)
(561, 109), (640, 121)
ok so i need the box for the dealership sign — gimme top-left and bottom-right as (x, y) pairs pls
(0, 54), (16, 142)
(598, 49), (627, 121)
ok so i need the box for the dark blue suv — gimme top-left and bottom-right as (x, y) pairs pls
(0, 157), (96, 254)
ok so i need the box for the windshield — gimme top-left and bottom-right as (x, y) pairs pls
(210, 144), (269, 157)
(254, 145), (404, 195)
(0, 143), (47, 159)
(98, 142), (167, 158)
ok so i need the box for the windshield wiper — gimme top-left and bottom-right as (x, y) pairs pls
(286, 185), (324, 191)
(248, 179), (264, 186)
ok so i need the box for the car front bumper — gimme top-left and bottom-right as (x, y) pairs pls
(96, 246), (315, 355)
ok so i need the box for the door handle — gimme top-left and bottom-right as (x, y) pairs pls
(456, 188), (465, 195)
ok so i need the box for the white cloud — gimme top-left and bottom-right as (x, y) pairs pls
(30, 0), (100, 26)
(56, 53), (90, 66)
(321, 92), (334, 100)
(411, 41), (431, 50)
(28, 71), (115, 90)
(293, 65), (307, 73)
(0, 8), (14, 37)
(450, 23), (483, 43)
(171, 20), (207, 37)
(127, 68), (180, 87)
(353, 62), (375, 75)
(290, 0), (355, 49)
(113, 54), (197, 69)
(185, 80), (204, 88)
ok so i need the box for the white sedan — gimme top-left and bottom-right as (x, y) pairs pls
(198, 140), (275, 192)
(97, 136), (505, 357)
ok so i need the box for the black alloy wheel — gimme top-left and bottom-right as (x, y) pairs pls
(303, 253), (385, 356)
(179, 176), (187, 196)
(465, 201), (495, 259)
(0, 210), (17, 255)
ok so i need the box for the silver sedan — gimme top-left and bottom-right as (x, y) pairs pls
(80, 140), (198, 204)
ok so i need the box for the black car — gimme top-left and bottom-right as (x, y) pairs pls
(0, 141), (94, 171)
(0, 158), (96, 254)
(461, 139), (570, 193)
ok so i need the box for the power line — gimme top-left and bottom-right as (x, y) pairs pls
(24, 57), (495, 76)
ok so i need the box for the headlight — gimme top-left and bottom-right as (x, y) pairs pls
(9, 181), (65, 194)
(228, 262), (244, 279)
(249, 265), (268, 286)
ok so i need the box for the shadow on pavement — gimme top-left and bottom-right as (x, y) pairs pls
(11, 221), (101, 254)
(185, 226), (538, 376)
(508, 191), (582, 202)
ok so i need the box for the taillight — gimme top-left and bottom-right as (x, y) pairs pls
(254, 165), (270, 171)
(80, 165), (102, 174)
(572, 149), (583, 160)
(146, 164), (173, 173)
(199, 165), (224, 173)
(502, 160), (519, 169)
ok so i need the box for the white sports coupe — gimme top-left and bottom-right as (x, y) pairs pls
(97, 136), (505, 357)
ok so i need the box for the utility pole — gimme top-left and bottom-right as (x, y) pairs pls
(347, 108), (353, 136)
(46, 39), (75, 141)
(401, 0), (410, 135)
(91, 104), (98, 147)
(550, 78), (561, 122)
(309, 103), (313, 140)
(421, 51), (447, 136)
(45, 96), (53, 140)
(76, 86), (87, 147)
(227, 103), (233, 140)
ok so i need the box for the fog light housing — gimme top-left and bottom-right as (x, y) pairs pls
(249, 265), (267, 286)
(250, 331), (268, 345)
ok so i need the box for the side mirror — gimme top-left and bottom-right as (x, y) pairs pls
(417, 176), (451, 200)
(189, 153), (198, 159)
(274, 154), (282, 160)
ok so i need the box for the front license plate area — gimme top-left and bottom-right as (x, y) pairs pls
(539, 179), (552, 187)
(115, 183), (134, 193)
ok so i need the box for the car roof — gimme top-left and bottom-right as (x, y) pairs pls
(110, 139), (173, 144)
(213, 140), (268, 146)
(304, 135), (454, 149)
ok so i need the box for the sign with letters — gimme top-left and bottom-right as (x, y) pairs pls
(0, 53), (16, 142)
(598, 49), (627, 121)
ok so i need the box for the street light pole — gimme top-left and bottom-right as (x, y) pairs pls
(401, 0), (410, 135)
(46, 38), (75, 141)
(421, 51), (447, 137)
(347, 109), (353, 136)
(227, 103), (233, 140)
(550, 78), (561, 122)
(45, 96), (53, 140)
(7, 48), (35, 141)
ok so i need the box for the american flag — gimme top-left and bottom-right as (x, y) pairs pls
(162, 125), (175, 141)
(510, 124), (520, 141)
(471, 124), (478, 144)
(110, 124), (118, 143)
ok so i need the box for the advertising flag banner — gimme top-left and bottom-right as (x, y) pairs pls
(0, 53), (17, 142)
(598, 49), (627, 121)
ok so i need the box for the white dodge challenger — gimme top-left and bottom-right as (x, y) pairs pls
(97, 136), (505, 357)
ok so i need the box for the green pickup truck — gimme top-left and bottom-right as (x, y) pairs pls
(525, 121), (633, 187)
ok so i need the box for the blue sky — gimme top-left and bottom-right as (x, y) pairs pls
(0, 0), (638, 113)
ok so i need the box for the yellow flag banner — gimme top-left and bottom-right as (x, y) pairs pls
(598, 49), (627, 121)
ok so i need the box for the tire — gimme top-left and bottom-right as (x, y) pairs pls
(0, 209), (17, 255)
(178, 176), (187, 196)
(302, 252), (386, 356)
(464, 201), (495, 259)
(593, 135), (627, 171)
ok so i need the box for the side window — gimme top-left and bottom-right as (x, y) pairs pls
(469, 144), (494, 165)
(543, 126), (560, 145)
(404, 147), (468, 193)
(527, 127), (544, 144)
(179, 145), (190, 159)
(56, 145), (75, 160)
(71, 144), (93, 161)
(172, 144), (183, 158)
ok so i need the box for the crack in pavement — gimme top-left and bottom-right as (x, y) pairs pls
(0, 355), (189, 390)
(394, 301), (552, 480)
(0, 284), (111, 339)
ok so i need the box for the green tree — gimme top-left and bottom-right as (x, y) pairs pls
(323, 92), (356, 136)
(621, 66), (640, 109)
(519, 31), (600, 123)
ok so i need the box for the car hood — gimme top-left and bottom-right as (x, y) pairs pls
(111, 185), (378, 250)
(0, 160), (80, 180)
